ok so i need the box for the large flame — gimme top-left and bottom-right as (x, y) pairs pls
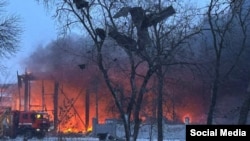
(11, 75), (207, 133)
(10, 64), (208, 133)
(12, 73), (121, 133)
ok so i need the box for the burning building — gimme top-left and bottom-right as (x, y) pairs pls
(13, 35), (214, 135)
(13, 67), (116, 134)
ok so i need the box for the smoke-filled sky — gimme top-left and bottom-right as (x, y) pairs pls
(2, 0), (209, 82)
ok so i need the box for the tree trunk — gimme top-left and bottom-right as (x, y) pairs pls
(238, 93), (250, 124)
(133, 69), (154, 141)
(207, 73), (219, 125)
(238, 83), (250, 124)
(123, 119), (131, 141)
(96, 46), (133, 141)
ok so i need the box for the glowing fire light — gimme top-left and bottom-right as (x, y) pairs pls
(182, 114), (191, 124)
(12, 68), (206, 133)
(63, 127), (93, 134)
(63, 128), (80, 133)
(87, 127), (92, 132)
(65, 128), (72, 133)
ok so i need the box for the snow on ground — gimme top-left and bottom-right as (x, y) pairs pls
(137, 124), (186, 141)
(3, 134), (186, 141)
(4, 124), (186, 141)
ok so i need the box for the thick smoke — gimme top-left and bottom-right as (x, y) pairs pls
(19, 34), (140, 131)
(19, 35), (116, 131)
(19, 23), (250, 129)
(22, 35), (87, 82)
(20, 34), (208, 126)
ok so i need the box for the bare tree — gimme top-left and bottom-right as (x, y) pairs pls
(204, 0), (250, 124)
(0, 0), (21, 70)
(36, 1), (154, 140)
(36, 0), (206, 140)
(140, 2), (202, 140)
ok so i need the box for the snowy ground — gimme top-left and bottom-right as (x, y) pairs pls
(4, 124), (186, 141)
(137, 124), (186, 141)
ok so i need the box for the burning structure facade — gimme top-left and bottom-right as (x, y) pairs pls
(15, 70), (107, 133)
(3, 32), (248, 136)
(12, 35), (211, 135)
(14, 1), (250, 130)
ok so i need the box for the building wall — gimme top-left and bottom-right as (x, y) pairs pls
(92, 118), (186, 140)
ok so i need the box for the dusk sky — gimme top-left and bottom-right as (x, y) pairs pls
(3, 0), (209, 82)
(4, 0), (57, 80)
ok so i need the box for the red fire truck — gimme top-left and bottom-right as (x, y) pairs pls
(0, 107), (51, 139)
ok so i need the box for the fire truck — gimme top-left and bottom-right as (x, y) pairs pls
(0, 107), (51, 139)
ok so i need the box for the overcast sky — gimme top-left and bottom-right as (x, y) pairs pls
(4, 0), (57, 80)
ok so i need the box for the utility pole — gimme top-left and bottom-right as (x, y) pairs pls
(78, 63), (89, 131)
(95, 89), (98, 124)
(17, 71), (22, 110)
(85, 89), (90, 131)
(53, 81), (59, 132)
(42, 80), (45, 111)
(23, 72), (29, 111)
(22, 71), (34, 111)
(17, 71), (36, 111)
